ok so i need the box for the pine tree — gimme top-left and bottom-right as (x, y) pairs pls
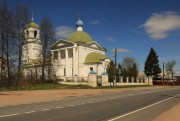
(107, 61), (116, 85)
(144, 47), (161, 79)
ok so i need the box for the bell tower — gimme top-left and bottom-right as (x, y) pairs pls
(22, 17), (42, 64)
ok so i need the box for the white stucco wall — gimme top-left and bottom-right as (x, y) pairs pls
(52, 44), (107, 79)
(22, 43), (42, 63)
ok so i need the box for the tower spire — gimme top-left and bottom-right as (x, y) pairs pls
(31, 11), (34, 21)
(76, 13), (83, 31)
(78, 13), (80, 20)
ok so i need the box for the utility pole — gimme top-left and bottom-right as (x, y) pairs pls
(162, 62), (164, 85)
(112, 48), (117, 86)
(113, 48), (117, 67)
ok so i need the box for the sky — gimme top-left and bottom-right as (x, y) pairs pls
(2, 0), (180, 75)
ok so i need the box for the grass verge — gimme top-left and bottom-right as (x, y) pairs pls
(0, 83), (150, 91)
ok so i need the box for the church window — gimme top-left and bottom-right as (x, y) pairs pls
(60, 50), (65, 59)
(68, 52), (73, 58)
(68, 49), (73, 58)
(26, 30), (29, 36)
(90, 67), (93, 71)
(54, 51), (58, 59)
(64, 68), (66, 76)
(34, 30), (37, 39)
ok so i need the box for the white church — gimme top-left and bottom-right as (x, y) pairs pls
(21, 18), (110, 84)
(51, 18), (110, 81)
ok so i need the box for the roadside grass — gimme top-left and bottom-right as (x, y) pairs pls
(0, 83), (150, 91)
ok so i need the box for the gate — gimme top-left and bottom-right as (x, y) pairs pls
(97, 75), (102, 86)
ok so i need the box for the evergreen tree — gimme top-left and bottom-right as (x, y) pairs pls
(107, 61), (116, 85)
(131, 63), (138, 78)
(144, 47), (161, 78)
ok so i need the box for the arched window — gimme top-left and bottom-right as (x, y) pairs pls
(34, 30), (37, 39)
(26, 30), (29, 36)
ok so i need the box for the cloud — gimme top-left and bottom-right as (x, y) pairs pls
(141, 11), (180, 40)
(111, 48), (130, 53)
(105, 36), (115, 41)
(90, 20), (100, 25)
(55, 26), (75, 39)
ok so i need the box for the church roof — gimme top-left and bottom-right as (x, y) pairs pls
(67, 31), (93, 44)
(51, 40), (74, 50)
(25, 21), (39, 29)
(84, 52), (108, 64)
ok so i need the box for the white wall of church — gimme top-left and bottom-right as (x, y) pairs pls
(22, 43), (42, 63)
(52, 45), (106, 79)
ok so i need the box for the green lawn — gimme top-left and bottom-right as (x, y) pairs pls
(0, 83), (150, 91)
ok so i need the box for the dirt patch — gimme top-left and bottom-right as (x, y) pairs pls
(153, 102), (180, 121)
(0, 86), (164, 107)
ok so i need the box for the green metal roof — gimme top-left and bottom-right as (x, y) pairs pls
(84, 52), (108, 64)
(25, 21), (39, 29)
(67, 31), (93, 44)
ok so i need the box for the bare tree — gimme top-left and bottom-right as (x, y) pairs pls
(13, 4), (30, 85)
(166, 60), (176, 80)
(40, 16), (55, 82)
(121, 57), (139, 79)
(0, 0), (14, 86)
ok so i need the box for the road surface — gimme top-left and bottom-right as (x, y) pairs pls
(0, 86), (179, 121)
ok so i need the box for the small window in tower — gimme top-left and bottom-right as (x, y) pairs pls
(26, 30), (29, 36)
(90, 67), (93, 71)
(34, 30), (37, 39)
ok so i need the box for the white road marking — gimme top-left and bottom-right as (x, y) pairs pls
(0, 113), (20, 118)
(108, 94), (180, 121)
(69, 105), (75, 107)
(55, 106), (63, 109)
(78, 103), (85, 105)
(41, 109), (51, 111)
(25, 111), (36, 113)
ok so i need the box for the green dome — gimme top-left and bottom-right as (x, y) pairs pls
(67, 31), (93, 44)
(25, 21), (39, 29)
(84, 52), (108, 64)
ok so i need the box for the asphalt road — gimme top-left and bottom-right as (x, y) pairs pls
(0, 87), (180, 121)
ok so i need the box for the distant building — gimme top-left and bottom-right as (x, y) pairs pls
(51, 18), (110, 81)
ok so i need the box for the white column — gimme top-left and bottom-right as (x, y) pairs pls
(126, 77), (129, 83)
(137, 78), (139, 83)
(65, 49), (68, 76)
(73, 48), (76, 76)
(120, 76), (123, 83)
(132, 77), (134, 83)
